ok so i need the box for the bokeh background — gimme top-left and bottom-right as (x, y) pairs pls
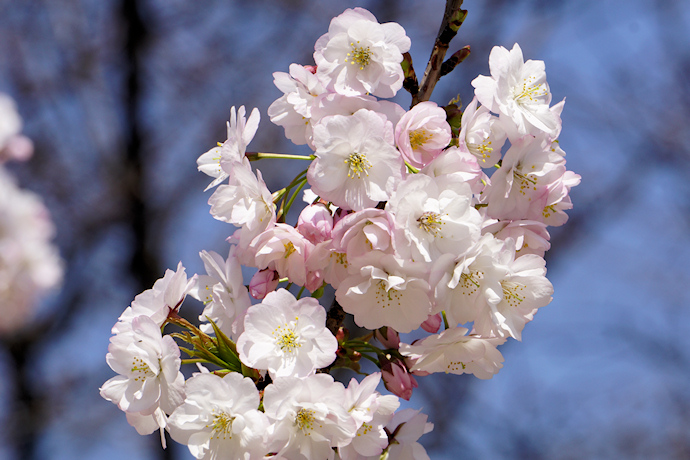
(0, 0), (688, 458)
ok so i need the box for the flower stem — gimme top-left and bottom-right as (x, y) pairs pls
(246, 151), (315, 161)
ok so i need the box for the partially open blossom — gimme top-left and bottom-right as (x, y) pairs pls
(458, 96), (506, 167)
(297, 203), (334, 244)
(197, 106), (259, 190)
(192, 248), (251, 340)
(395, 101), (452, 169)
(114, 262), (195, 333)
(248, 268), (279, 299)
(380, 355), (417, 401)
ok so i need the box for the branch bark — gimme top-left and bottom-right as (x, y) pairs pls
(411, 0), (467, 107)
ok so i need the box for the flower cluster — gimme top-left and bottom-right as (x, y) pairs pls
(101, 6), (579, 459)
(0, 93), (62, 334)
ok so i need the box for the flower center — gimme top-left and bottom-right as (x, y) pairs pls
(501, 280), (526, 307)
(512, 76), (549, 105)
(417, 211), (444, 236)
(513, 169), (538, 195)
(209, 411), (235, 439)
(459, 270), (483, 296)
(283, 241), (296, 258)
(358, 422), (373, 436)
(130, 357), (155, 382)
(467, 138), (494, 163)
(346, 152), (372, 179)
(409, 129), (432, 150)
(347, 41), (372, 70)
(375, 280), (402, 307)
(295, 408), (318, 433)
(273, 321), (301, 354)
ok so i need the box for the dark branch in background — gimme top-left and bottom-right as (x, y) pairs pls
(411, 0), (468, 107)
(121, 0), (170, 457)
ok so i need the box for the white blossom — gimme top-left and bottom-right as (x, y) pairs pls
(236, 288), (337, 378)
(197, 106), (259, 190)
(114, 262), (195, 333)
(308, 108), (404, 211)
(400, 326), (505, 379)
(192, 248), (251, 341)
(167, 372), (269, 460)
(264, 374), (357, 460)
(0, 167), (62, 333)
(472, 43), (561, 138)
(314, 7), (411, 98)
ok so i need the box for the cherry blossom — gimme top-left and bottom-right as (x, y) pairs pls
(197, 106), (259, 190)
(314, 7), (411, 98)
(236, 288), (337, 378)
(192, 248), (251, 340)
(114, 262), (194, 333)
(472, 43), (561, 137)
(308, 108), (404, 211)
(100, 315), (185, 444)
(263, 374), (357, 460)
(400, 326), (505, 379)
(395, 101), (452, 169)
(167, 372), (269, 459)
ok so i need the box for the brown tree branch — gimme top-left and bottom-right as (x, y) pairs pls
(411, 0), (467, 107)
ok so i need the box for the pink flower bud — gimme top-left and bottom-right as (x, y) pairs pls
(420, 313), (442, 333)
(381, 356), (417, 401)
(297, 203), (333, 244)
(304, 269), (324, 293)
(374, 327), (400, 349)
(248, 269), (279, 299)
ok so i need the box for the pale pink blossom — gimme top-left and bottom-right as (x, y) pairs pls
(100, 315), (185, 446)
(192, 248), (251, 341)
(340, 373), (399, 460)
(167, 372), (269, 459)
(263, 374), (357, 459)
(458, 96), (506, 167)
(386, 173), (483, 262)
(114, 262), (195, 333)
(484, 133), (566, 223)
(420, 145), (488, 197)
(400, 326), (505, 379)
(336, 252), (432, 333)
(197, 106), (259, 190)
(383, 409), (434, 460)
(268, 64), (326, 148)
(250, 223), (313, 287)
(395, 101), (452, 169)
(208, 162), (276, 248)
(308, 108), (404, 211)
(472, 43), (561, 137)
(314, 7), (411, 98)
(236, 288), (337, 378)
(248, 268), (279, 299)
